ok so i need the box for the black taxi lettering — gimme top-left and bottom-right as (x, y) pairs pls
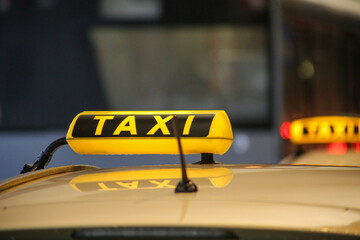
(302, 121), (360, 139)
(94, 116), (114, 135)
(72, 114), (214, 138)
(147, 116), (173, 135)
(113, 116), (137, 135)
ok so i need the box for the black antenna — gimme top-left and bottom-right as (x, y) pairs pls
(172, 115), (198, 193)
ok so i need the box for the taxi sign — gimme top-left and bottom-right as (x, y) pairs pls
(289, 116), (360, 144)
(66, 111), (233, 155)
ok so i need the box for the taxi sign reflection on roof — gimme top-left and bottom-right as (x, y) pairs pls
(70, 167), (233, 192)
(66, 110), (233, 155)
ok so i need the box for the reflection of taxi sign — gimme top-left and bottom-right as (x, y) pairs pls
(70, 168), (233, 192)
(66, 111), (233, 155)
(289, 116), (360, 144)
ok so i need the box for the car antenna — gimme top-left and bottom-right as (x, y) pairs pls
(171, 115), (198, 193)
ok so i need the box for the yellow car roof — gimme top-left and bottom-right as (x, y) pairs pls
(281, 149), (360, 166)
(1, 164), (360, 237)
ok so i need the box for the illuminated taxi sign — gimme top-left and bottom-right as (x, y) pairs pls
(66, 110), (233, 155)
(70, 168), (233, 192)
(290, 116), (360, 144)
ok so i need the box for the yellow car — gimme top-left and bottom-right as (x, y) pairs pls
(0, 111), (359, 239)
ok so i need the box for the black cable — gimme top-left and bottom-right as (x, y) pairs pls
(21, 137), (68, 174)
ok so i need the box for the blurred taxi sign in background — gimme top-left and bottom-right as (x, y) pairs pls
(288, 116), (360, 144)
(66, 110), (233, 155)
(280, 115), (360, 165)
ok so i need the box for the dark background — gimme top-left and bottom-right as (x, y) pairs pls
(0, 0), (359, 180)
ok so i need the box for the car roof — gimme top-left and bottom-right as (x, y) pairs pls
(281, 149), (360, 166)
(1, 163), (360, 236)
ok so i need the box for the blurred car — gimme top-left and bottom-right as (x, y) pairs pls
(280, 115), (360, 166)
(0, 111), (359, 240)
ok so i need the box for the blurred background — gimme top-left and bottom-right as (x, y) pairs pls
(0, 0), (359, 180)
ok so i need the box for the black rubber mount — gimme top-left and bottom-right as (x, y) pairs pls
(193, 153), (219, 164)
(175, 180), (198, 193)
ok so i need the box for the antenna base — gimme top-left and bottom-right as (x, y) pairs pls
(175, 180), (198, 193)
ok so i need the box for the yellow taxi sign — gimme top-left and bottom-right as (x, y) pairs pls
(290, 116), (360, 144)
(66, 110), (233, 155)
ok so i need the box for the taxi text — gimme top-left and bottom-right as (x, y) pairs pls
(93, 115), (194, 136)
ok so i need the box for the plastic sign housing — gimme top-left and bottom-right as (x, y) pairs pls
(290, 116), (360, 144)
(66, 111), (233, 155)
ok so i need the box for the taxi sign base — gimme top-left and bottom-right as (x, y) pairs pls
(193, 153), (219, 164)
